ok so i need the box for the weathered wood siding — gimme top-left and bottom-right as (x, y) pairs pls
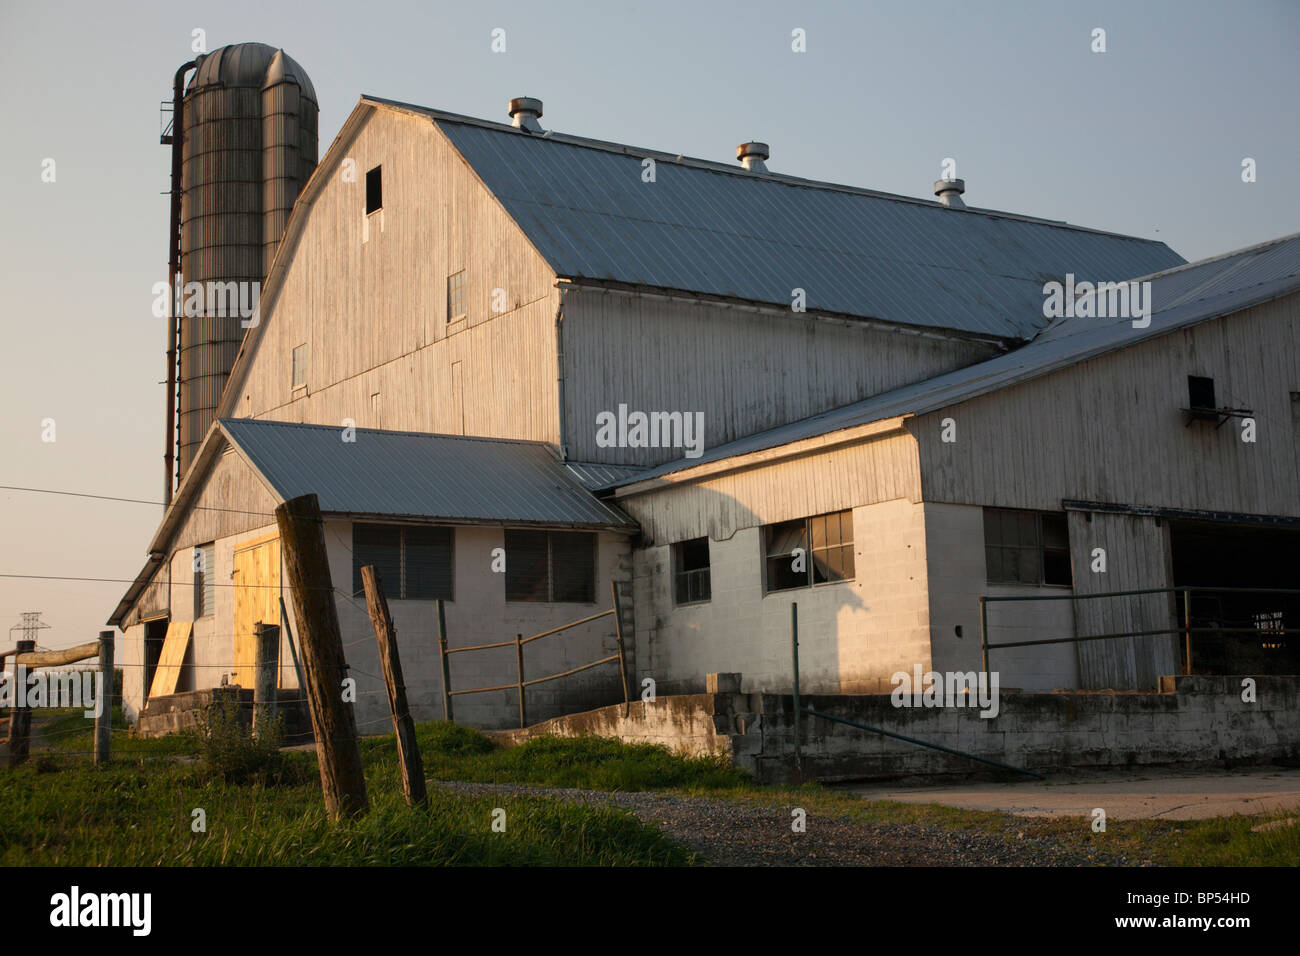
(563, 288), (997, 466)
(233, 108), (561, 444)
(617, 428), (921, 545)
(914, 295), (1300, 516)
(1067, 511), (1179, 690)
(168, 446), (281, 552)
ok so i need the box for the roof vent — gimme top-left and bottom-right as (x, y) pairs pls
(737, 142), (770, 173)
(934, 178), (966, 209)
(508, 97), (543, 132)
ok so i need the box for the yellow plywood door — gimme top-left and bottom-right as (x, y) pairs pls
(148, 621), (193, 699)
(232, 538), (281, 689)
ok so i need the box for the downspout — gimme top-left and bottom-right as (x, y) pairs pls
(555, 290), (568, 459)
(164, 59), (199, 506)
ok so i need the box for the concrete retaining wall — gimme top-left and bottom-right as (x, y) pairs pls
(493, 675), (1300, 784)
(137, 687), (312, 743)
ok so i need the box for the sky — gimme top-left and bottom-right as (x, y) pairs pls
(0, 0), (1297, 651)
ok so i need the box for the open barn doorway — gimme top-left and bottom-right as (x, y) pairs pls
(142, 616), (168, 703)
(1170, 520), (1300, 674)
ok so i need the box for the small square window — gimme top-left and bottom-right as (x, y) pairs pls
(291, 344), (307, 388)
(1188, 375), (1216, 411)
(674, 537), (711, 605)
(366, 165), (382, 214)
(447, 270), (466, 321)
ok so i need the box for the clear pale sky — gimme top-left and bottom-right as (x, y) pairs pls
(1, 0), (1297, 650)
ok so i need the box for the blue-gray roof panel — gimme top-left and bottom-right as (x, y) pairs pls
(429, 114), (1184, 340)
(218, 419), (636, 529)
(613, 234), (1300, 487)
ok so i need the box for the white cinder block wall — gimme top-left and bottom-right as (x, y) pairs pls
(925, 502), (1079, 690)
(324, 520), (632, 731)
(632, 498), (932, 697)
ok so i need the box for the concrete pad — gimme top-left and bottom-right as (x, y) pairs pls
(841, 767), (1300, 820)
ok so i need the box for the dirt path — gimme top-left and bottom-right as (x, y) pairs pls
(435, 780), (1144, 866)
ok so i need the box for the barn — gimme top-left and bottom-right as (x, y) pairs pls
(110, 46), (1300, 735)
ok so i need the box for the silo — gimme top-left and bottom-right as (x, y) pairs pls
(167, 42), (318, 490)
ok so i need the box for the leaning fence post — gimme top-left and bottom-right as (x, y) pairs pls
(7, 639), (34, 767)
(515, 633), (526, 729)
(253, 622), (280, 740)
(94, 631), (114, 765)
(436, 599), (453, 723)
(361, 566), (427, 809)
(275, 492), (369, 821)
(611, 581), (631, 716)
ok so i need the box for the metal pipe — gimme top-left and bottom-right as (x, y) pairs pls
(1183, 588), (1193, 676)
(515, 632), (526, 728)
(979, 596), (988, 682)
(791, 602), (802, 783)
(164, 59), (198, 506)
(554, 295), (567, 459)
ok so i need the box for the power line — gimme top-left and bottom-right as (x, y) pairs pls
(0, 484), (276, 518)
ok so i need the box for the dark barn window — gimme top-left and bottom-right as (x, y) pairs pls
(763, 511), (854, 593)
(673, 537), (711, 605)
(365, 165), (382, 214)
(505, 530), (596, 603)
(984, 508), (1072, 586)
(352, 523), (452, 600)
(1188, 375), (1216, 410)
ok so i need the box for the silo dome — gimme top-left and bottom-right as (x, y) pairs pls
(173, 42), (318, 483)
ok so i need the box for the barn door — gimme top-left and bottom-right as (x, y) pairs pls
(232, 535), (281, 689)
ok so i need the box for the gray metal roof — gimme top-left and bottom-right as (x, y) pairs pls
(563, 461), (646, 490)
(219, 419), (636, 529)
(613, 233), (1300, 489)
(366, 97), (1185, 341)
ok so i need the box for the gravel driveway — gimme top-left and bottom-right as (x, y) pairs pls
(435, 780), (1144, 866)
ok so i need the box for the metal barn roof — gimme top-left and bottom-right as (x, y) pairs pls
(613, 233), (1300, 488)
(219, 419), (635, 529)
(364, 97), (1185, 341)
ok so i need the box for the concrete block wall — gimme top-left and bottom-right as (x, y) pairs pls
(324, 521), (633, 731)
(741, 675), (1300, 783)
(481, 675), (1300, 784)
(925, 502), (1079, 691)
(122, 520), (634, 733)
(632, 497), (932, 699)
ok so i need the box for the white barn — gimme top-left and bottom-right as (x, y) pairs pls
(110, 92), (1300, 731)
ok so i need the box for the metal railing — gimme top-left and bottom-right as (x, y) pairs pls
(436, 581), (631, 728)
(979, 586), (1300, 679)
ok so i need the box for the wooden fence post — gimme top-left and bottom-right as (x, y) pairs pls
(436, 599), (453, 723)
(7, 640), (34, 767)
(361, 566), (427, 809)
(275, 493), (369, 820)
(253, 622), (280, 740)
(94, 631), (114, 765)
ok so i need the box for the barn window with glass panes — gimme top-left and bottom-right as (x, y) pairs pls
(983, 508), (1072, 586)
(763, 510), (854, 593)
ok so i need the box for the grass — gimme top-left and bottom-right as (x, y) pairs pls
(359, 722), (751, 792)
(9, 712), (1297, 866)
(0, 715), (693, 866)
